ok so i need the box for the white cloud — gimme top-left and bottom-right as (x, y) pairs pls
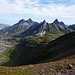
(0, 0), (75, 19)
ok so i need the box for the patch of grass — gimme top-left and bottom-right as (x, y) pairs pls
(0, 47), (14, 66)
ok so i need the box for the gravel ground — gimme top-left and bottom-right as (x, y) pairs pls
(55, 69), (75, 75)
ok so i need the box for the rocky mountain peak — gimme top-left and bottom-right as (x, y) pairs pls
(42, 20), (47, 25)
(53, 19), (59, 24)
(60, 21), (66, 26)
(18, 19), (25, 24)
(27, 18), (33, 23)
(28, 18), (32, 21)
(43, 20), (46, 23)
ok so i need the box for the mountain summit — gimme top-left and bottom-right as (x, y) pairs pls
(53, 19), (59, 24)
(28, 18), (33, 22)
(53, 19), (71, 33)
(0, 19), (38, 36)
(17, 19), (25, 24)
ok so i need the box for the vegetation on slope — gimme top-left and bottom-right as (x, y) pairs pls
(6, 32), (75, 66)
(0, 34), (62, 66)
(0, 56), (75, 75)
(0, 32), (75, 75)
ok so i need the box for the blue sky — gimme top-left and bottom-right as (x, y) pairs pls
(0, 0), (75, 25)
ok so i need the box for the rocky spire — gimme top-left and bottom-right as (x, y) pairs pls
(53, 19), (59, 24)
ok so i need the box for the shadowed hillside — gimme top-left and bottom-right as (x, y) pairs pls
(6, 32), (75, 66)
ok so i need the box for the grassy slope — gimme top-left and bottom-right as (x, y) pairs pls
(6, 32), (75, 66)
(0, 34), (62, 66)
(49, 23), (60, 34)
(0, 32), (75, 75)
(0, 56), (75, 75)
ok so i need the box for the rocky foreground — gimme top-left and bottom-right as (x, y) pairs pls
(0, 56), (75, 75)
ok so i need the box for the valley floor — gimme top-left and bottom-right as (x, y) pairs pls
(0, 56), (75, 75)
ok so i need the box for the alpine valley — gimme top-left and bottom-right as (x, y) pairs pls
(0, 19), (75, 75)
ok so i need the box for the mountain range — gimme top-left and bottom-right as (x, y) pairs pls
(0, 18), (75, 38)
(0, 23), (8, 30)
(68, 24), (75, 30)
(0, 18), (75, 75)
(0, 18), (36, 36)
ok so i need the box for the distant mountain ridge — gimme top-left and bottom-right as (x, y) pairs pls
(18, 20), (50, 37)
(0, 18), (38, 36)
(52, 19), (72, 33)
(15, 19), (73, 37)
(0, 18), (74, 37)
(68, 24), (75, 31)
(0, 23), (8, 30)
